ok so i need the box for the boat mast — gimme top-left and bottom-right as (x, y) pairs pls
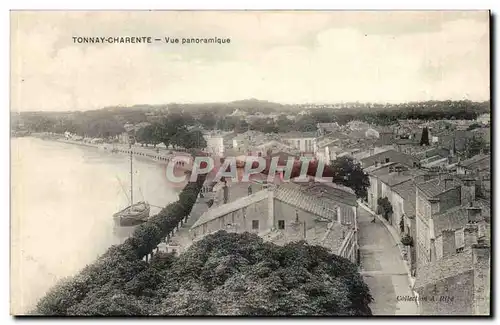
(130, 146), (133, 205)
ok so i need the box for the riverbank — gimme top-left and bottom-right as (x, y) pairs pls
(29, 134), (193, 168)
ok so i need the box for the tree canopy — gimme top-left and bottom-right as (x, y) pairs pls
(35, 230), (373, 316)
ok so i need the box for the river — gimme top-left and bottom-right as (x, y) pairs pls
(10, 137), (179, 314)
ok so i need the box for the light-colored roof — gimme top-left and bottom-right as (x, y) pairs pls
(292, 179), (357, 207)
(192, 181), (345, 229)
(191, 189), (269, 228)
(274, 183), (337, 221)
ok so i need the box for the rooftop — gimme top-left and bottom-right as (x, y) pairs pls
(376, 169), (426, 187)
(416, 176), (462, 198)
(191, 189), (269, 229)
(360, 149), (419, 168)
(459, 154), (490, 170)
(414, 249), (474, 289)
(292, 179), (357, 207)
(274, 183), (337, 221)
(433, 205), (470, 235)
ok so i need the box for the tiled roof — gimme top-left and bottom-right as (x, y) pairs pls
(191, 189), (269, 229)
(274, 183), (337, 221)
(293, 181), (357, 207)
(414, 249), (473, 289)
(364, 162), (396, 174)
(360, 149), (419, 168)
(459, 154), (490, 171)
(416, 176), (462, 198)
(377, 169), (426, 187)
(433, 205), (469, 235)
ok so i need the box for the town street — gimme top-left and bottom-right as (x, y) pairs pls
(357, 207), (419, 315)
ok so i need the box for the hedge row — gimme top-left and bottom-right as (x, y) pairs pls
(34, 174), (206, 315)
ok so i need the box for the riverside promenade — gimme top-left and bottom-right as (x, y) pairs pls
(51, 137), (194, 167)
(357, 203), (419, 315)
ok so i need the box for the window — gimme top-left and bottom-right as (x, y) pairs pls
(385, 158), (390, 163)
(278, 220), (285, 229)
(252, 220), (259, 230)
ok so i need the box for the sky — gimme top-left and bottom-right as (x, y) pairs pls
(10, 11), (490, 112)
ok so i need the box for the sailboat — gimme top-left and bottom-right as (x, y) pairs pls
(113, 147), (151, 227)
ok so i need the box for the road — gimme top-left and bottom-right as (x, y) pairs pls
(357, 207), (419, 315)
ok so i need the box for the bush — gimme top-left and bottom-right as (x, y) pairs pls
(377, 197), (393, 220)
(401, 235), (414, 247)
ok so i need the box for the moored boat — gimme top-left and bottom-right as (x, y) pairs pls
(113, 141), (151, 227)
(113, 201), (150, 227)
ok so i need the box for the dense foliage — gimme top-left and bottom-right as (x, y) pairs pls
(14, 100), (490, 137)
(34, 175), (206, 316)
(376, 197), (393, 221)
(401, 235), (414, 247)
(420, 127), (430, 146)
(35, 230), (373, 316)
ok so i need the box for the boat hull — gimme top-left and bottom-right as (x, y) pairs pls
(113, 202), (150, 227)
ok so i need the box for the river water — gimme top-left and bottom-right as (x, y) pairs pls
(11, 137), (179, 314)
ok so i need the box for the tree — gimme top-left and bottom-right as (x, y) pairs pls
(328, 157), (370, 199)
(420, 127), (430, 146)
(34, 227), (373, 315)
(158, 231), (373, 315)
(377, 197), (393, 221)
(466, 135), (489, 158)
(198, 112), (217, 130)
(135, 125), (154, 147)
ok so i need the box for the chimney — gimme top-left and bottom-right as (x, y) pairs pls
(428, 198), (440, 215)
(464, 224), (479, 248)
(441, 229), (456, 257)
(461, 178), (476, 206)
(467, 203), (482, 223)
(472, 243), (491, 315)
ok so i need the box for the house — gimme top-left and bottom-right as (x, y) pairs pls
(203, 131), (235, 156)
(119, 131), (135, 145)
(190, 182), (358, 263)
(414, 175), (473, 271)
(360, 149), (419, 169)
(280, 131), (317, 153)
(457, 154), (490, 176)
(414, 223), (490, 315)
(476, 113), (490, 125)
(314, 136), (342, 165)
(253, 140), (299, 157)
(317, 122), (340, 136)
(231, 130), (270, 153)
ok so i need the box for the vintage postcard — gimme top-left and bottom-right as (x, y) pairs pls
(10, 10), (491, 316)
